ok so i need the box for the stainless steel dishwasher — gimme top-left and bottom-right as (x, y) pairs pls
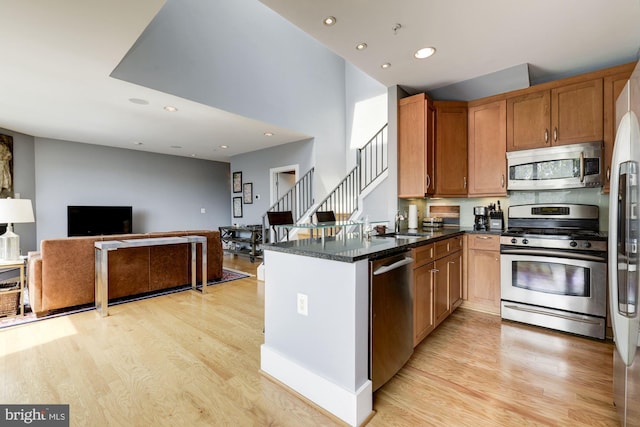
(370, 250), (414, 391)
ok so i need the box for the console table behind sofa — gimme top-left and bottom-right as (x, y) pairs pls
(27, 230), (222, 316)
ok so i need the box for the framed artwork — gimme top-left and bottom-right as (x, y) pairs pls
(232, 171), (242, 193)
(0, 134), (14, 198)
(233, 197), (243, 218)
(243, 183), (253, 204)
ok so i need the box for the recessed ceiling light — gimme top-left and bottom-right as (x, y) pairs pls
(323, 16), (336, 26)
(381, 63), (391, 69)
(191, 154), (197, 157)
(132, 141), (143, 146)
(170, 145), (182, 149)
(264, 132), (274, 137)
(355, 43), (367, 51)
(414, 47), (436, 59)
(163, 105), (178, 112)
(220, 145), (229, 149)
(128, 98), (149, 105)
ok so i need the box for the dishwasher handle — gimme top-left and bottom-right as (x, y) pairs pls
(373, 256), (414, 276)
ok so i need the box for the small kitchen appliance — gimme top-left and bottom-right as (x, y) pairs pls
(473, 206), (488, 231)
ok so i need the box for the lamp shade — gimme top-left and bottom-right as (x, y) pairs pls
(0, 198), (34, 224)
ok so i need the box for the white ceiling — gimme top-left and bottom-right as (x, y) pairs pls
(260, 0), (640, 91)
(1, 0), (639, 163)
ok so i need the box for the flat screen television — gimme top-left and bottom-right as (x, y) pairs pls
(67, 205), (133, 237)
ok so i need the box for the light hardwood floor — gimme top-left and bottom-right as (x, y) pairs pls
(0, 253), (619, 426)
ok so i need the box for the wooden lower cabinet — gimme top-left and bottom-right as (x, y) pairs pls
(448, 250), (463, 311)
(464, 234), (501, 315)
(413, 261), (435, 346)
(413, 236), (463, 347)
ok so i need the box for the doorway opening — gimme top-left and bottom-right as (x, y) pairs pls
(269, 165), (298, 207)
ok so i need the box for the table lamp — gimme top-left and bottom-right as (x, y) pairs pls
(0, 198), (35, 261)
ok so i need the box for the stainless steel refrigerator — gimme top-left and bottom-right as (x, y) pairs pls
(609, 59), (640, 426)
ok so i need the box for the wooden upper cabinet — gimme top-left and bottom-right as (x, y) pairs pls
(603, 66), (635, 192)
(552, 79), (603, 146)
(506, 90), (550, 151)
(468, 100), (507, 196)
(506, 79), (603, 151)
(433, 101), (468, 197)
(398, 93), (435, 198)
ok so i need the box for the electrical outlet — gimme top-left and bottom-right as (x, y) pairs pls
(297, 293), (308, 316)
(200, 208), (206, 214)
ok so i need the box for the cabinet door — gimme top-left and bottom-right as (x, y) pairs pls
(466, 248), (501, 314)
(413, 262), (434, 346)
(468, 100), (507, 196)
(398, 94), (434, 197)
(434, 101), (468, 197)
(507, 90), (551, 151)
(603, 70), (633, 192)
(447, 250), (463, 312)
(551, 79), (603, 146)
(433, 257), (450, 327)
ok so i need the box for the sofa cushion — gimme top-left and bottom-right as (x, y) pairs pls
(148, 231), (190, 291)
(40, 237), (101, 310)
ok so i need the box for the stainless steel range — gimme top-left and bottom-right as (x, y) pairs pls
(500, 203), (607, 339)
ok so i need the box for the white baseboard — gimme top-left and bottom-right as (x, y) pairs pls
(260, 344), (372, 426)
(257, 262), (265, 281)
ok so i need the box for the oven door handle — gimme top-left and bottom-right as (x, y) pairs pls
(500, 248), (605, 262)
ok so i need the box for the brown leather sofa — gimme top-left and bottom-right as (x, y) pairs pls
(27, 230), (223, 316)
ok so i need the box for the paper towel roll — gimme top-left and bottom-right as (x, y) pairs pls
(408, 205), (418, 229)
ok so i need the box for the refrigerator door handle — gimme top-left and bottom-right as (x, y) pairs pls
(617, 162), (639, 318)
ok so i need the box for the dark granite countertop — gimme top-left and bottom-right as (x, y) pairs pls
(263, 227), (467, 263)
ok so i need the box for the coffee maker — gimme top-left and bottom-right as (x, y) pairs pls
(473, 206), (488, 231)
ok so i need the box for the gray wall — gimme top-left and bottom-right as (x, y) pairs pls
(34, 138), (230, 244)
(230, 139), (313, 225)
(0, 128), (36, 254)
(112, 0), (347, 197)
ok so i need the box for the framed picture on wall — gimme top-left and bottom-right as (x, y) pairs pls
(243, 183), (253, 204)
(233, 197), (243, 218)
(232, 171), (242, 193)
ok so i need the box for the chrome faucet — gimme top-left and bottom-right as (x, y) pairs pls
(395, 211), (405, 233)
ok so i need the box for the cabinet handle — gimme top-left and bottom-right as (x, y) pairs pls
(607, 167), (611, 181)
(426, 174), (431, 190)
(430, 268), (439, 273)
(463, 177), (467, 189)
(448, 261), (455, 265)
(501, 174), (505, 188)
(553, 127), (558, 142)
(544, 129), (549, 142)
(476, 236), (491, 240)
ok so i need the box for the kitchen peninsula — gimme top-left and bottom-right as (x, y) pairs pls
(260, 227), (463, 426)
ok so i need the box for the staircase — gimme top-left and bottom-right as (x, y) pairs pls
(263, 123), (388, 242)
(313, 124), (388, 221)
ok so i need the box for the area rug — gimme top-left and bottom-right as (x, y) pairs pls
(0, 268), (250, 330)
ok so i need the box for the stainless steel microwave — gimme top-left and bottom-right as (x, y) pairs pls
(506, 141), (603, 191)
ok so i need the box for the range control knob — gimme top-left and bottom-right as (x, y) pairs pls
(511, 238), (517, 244)
(522, 238), (529, 245)
(570, 241), (578, 248)
(582, 241), (592, 249)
